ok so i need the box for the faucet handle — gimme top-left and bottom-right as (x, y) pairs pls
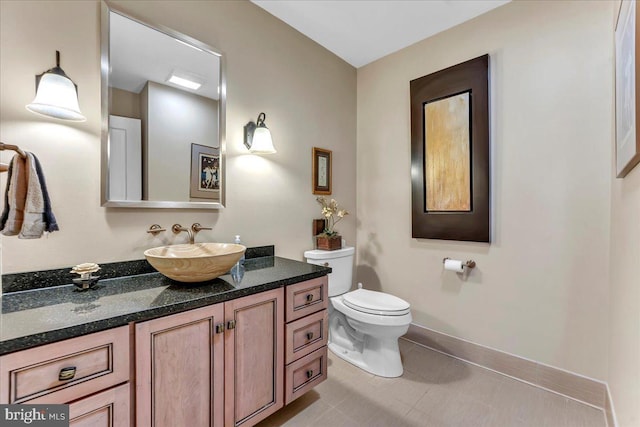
(146, 224), (166, 235)
(192, 223), (212, 233)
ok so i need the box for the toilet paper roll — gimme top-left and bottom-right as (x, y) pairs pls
(444, 259), (465, 273)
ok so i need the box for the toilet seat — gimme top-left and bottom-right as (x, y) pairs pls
(342, 289), (410, 316)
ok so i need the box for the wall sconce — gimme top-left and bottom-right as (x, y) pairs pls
(26, 50), (86, 122)
(244, 112), (276, 154)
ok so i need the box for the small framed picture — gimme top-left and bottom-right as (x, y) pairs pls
(190, 143), (221, 200)
(312, 147), (332, 195)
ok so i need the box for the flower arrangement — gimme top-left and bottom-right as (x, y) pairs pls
(316, 196), (349, 237)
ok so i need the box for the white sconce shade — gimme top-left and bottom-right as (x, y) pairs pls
(26, 51), (86, 122)
(250, 126), (276, 154)
(244, 112), (276, 154)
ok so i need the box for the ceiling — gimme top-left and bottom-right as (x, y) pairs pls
(251, 0), (510, 68)
(109, 10), (220, 100)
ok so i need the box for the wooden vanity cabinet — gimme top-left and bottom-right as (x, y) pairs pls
(135, 288), (284, 427)
(1, 276), (327, 427)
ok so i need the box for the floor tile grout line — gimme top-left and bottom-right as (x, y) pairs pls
(258, 350), (605, 427)
(306, 403), (334, 427)
(403, 330), (607, 386)
(404, 328), (608, 409)
(333, 405), (367, 426)
(406, 339), (607, 415)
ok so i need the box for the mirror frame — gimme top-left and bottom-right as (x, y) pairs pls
(100, 1), (226, 209)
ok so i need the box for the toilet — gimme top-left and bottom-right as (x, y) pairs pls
(304, 246), (411, 378)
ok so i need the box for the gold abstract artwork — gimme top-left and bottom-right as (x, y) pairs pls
(424, 92), (471, 211)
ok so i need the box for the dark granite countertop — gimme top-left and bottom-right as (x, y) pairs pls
(0, 255), (330, 356)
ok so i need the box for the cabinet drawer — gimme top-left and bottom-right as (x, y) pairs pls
(69, 382), (130, 427)
(285, 310), (328, 364)
(0, 326), (130, 404)
(285, 277), (328, 322)
(285, 347), (327, 404)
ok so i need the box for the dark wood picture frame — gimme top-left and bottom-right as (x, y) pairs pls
(190, 143), (221, 200)
(615, 0), (640, 178)
(410, 55), (490, 242)
(312, 147), (332, 195)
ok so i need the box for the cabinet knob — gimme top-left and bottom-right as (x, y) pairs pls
(306, 369), (314, 379)
(227, 320), (236, 330)
(215, 323), (225, 334)
(58, 366), (76, 381)
(306, 294), (314, 303)
(306, 332), (314, 340)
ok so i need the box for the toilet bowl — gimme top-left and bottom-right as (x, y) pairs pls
(304, 247), (412, 378)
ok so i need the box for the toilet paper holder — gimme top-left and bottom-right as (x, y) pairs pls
(442, 257), (476, 269)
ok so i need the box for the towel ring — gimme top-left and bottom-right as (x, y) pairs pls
(0, 142), (27, 173)
(0, 142), (27, 158)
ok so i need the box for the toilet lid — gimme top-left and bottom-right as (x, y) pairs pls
(342, 289), (411, 316)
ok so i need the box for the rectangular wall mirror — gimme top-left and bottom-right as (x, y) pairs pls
(101, 1), (226, 208)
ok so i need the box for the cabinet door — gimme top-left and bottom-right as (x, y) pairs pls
(136, 304), (225, 427)
(224, 288), (284, 427)
(69, 383), (130, 427)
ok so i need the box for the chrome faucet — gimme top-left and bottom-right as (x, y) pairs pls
(191, 223), (212, 242)
(172, 224), (194, 244)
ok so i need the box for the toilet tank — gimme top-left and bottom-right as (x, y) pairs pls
(304, 246), (355, 297)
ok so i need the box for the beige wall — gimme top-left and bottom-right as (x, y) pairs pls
(110, 87), (141, 119)
(357, 0), (613, 380)
(609, 161), (640, 426)
(608, 2), (640, 424)
(0, 0), (356, 273)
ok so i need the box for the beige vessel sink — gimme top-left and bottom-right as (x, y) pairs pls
(144, 243), (246, 283)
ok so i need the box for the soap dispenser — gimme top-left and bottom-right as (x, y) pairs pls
(235, 235), (245, 266)
(231, 235), (245, 284)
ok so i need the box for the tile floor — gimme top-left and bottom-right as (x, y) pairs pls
(257, 339), (606, 427)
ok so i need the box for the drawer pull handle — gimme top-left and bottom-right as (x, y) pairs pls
(227, 320), (236, 330)
(306, 294), (314, 303)
(215, 323), (225, 334)
(306, 369), (314, 379)
(306, 332), (314, 340)
(58, 366), (76, 381)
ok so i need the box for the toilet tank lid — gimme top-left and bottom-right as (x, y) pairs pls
(304, 246), (355, 260)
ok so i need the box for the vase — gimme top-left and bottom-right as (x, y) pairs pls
(316, 235), (342, 251)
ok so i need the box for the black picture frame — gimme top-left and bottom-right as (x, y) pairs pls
(410, 54), (490, 242)
(190, 143), (221, 200)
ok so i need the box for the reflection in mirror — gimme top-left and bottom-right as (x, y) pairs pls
(101, 2), (225, 208)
